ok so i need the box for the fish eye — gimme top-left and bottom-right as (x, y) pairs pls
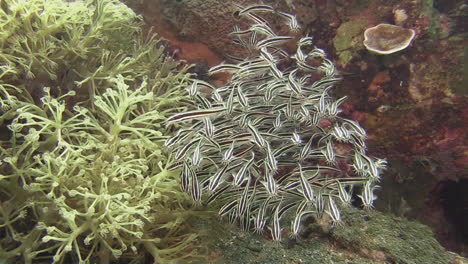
(232, 11), (241, 19)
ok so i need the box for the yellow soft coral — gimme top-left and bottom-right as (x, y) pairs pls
(0, 0), (204, 263)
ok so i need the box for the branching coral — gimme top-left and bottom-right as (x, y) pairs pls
(2, 78), (199, 263)
(166, 4), (387, 241)
(0, 0), (202, 263)
(0, 0), (173, 104)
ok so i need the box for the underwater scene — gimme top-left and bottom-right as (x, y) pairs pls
(0, 0), (466, 263)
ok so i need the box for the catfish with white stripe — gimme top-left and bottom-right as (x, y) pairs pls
(240, 184), (257, 231)
(358, 181), (377, 210)
(239, 61), (271, 73)
(308, 47), (326, 58)
(230, 26), (253, 36)
(361, 154), (381, 181)
(297, 60), (318, 72)
(298, 136), (313, 162)
(175, 138), (201, 160)
(222, 141), (235, 164)
(264, 85), (276, 104)
(326, 195), (342, 226)
(208, 163), (230, 192)
(236, 84), (249, 108)
(188, 81), (198, 97)
(352, 152), (367, 175)
(273, 112), (282, 130)
(206, 184), (231, 205)
(167, 108), (226, 124)
(336, 181), (353, 206)
(233, 152), (255, 186)
(218, 200), (238, 217)
(298, 164), (316, 203)
(323, 139), (336, 165)
(191, 141), (202, 167)
(190, 166), (202, 205)
(247, 121), (266, 148)
(254, 196), (272, 234)
(268, 61), (284, 79)
(212, 89), (224, 103)
(277, 11), (300, 32)
(311, 112), (320, 126)
(291, 132), (302, 145)
(165, 129), (193, 147)
(203, 117), (215, 139)
(255, 36), (292, 49)
(284, 96), (294, 120)
(342, 119), (367, 139)
(237, 177), (252, 218)
(290, 210), (314, 240)
(225, 86), (235, 116)
(317, 90), (327, 114)
(273, 143), (296, 158)
(319, 58), (337, 77)
(194, 96), (213, 111)
(248, 37), (262, 53)
(287, 69), (302, 95)
(292, 45), (306, 62)
(264, 167), (278, 196)
(235, 4), (274, 16)
(250, 23), (277, 37)
(208, 63), (241, 75)
(326, 96), (346, 118)
(231, 25), (248, 47)
(270, 202), (283, 241)
(315, 192), (325, 218)
(331, 125), (352, 142)
(195, 80), (217, 90)
(265, 142), (278, 173)
(245, 12), (271, 26)
(181, 162), (191, 193)
(260, 47), (276, 63)
(298, 35), (313, 47)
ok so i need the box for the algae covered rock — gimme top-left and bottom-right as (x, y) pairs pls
(333, 18), (369, 66)
(330, 206), (452, 264)
(203, 207), (452, 264)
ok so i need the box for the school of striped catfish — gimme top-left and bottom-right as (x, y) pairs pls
(165, 3), (387, 241)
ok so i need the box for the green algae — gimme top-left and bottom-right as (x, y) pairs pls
(333, 18), (368, 65)
(198, 206), (452, 264)
(421, 0), (441, 40)
(331, 207), (451, 264)
(202, 217), (369, 264)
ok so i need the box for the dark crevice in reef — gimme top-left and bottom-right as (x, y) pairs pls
(431, 179), (468, 254)
(433, 0), (459, 13)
